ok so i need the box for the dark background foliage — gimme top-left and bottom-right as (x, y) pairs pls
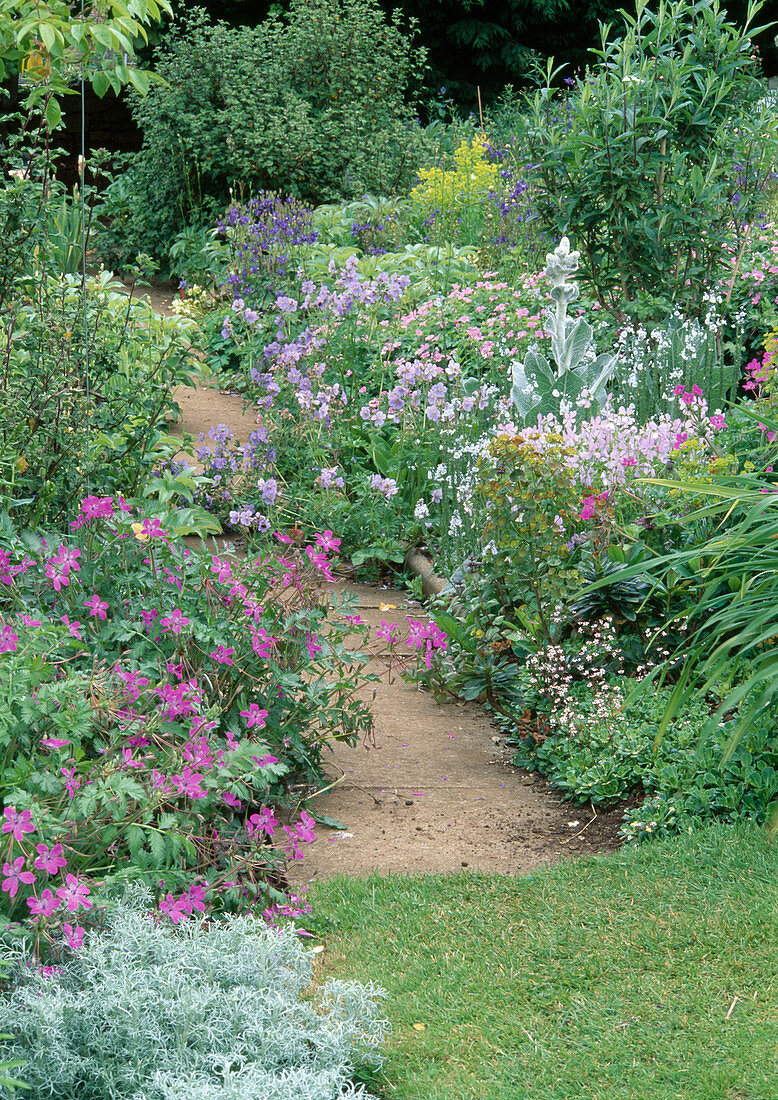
(187, 0), (778, 105)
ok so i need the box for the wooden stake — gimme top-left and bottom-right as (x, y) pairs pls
(477, 85), (484, 130)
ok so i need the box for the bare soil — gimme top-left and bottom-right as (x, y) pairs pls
(289, 583), (625, 886)
(150, 284), (627, 881)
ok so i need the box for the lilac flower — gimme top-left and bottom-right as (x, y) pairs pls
(257, 477), (278, 505)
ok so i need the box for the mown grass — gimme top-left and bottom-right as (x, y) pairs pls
(309, 823), (778, 1100)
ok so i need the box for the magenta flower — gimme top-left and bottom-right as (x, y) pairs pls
(170, 766), (207, 799)
(0, 625), (18, 653)
(2, 856), (35, 898)
(222, 791), (242, 809)
(50, 545), (81, 573)
(151, 769), (172, 795)
(2, 806), (35, 843)
(45, 564), (70, 591)
(159, 893), (188, 925)
(62, 922), (85, 949)
(60, 616), (83, 641)
(210, 645), (235, 665)
(27, 887), (60, 917)
(295, 810), (316, 843)
(159, 882), (207, 924)
(251, 754), (279, 769)
(140, 608), (159, 634)
(246, 807), (277, 838)
(305, 632), (323, 658)
(40, 737), (71, 750)
(250, 629), (274, 659)
(84, 594), (109, 620)
(140, 517), (166, 540)
(56, 874), (92, 913)
(160, 609), (190, 635)
(60, 765), (81, 799)
(34, 842), (67, 875)
(79, 495), (114, 520)
(376, 620), (399, 645)
(240, 703), (269, 730)
(313, 529), (341, 553)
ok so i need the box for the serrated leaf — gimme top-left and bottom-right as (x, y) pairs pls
(148, 828), (167, 867)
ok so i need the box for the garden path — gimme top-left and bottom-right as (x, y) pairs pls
(142, 283), (625, 879)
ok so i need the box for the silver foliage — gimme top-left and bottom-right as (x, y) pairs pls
(510, 236), (616, 422)
(0, 889), (389, 1100)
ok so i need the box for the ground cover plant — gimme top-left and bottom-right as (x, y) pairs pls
(0, 889), (389, 1099)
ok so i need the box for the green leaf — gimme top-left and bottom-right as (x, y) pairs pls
(44, 97), (61, 131)
(91, 70), (110, 97)
(310, 813), (347, 830)
(38, 22), (57, 52)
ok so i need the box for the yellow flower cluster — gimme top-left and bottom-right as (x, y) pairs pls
(410, 135), (500, 217)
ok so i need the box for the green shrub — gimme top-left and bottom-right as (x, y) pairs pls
(0, 270), (197, 525)
(0, 501), (374, 932)
(506, 654), (778, 841)
(111, 1), (429, 268)
(522, 0), (778, 319)
(0, 890), (388, 1099)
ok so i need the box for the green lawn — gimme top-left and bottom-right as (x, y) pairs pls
(310, 824), (778, 1100)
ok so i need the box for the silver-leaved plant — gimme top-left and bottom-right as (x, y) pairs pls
(510, 236), (616, 423)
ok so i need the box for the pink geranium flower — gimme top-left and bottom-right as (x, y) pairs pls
(240, 703), (269, 730)
(160, 609), (190, 635)
(84, 594), (109, 620)
(34, 843), (67, 875)
(56, 874), (92, 913)
(2, 857), (35, 898)
(27, 888), (60, 917)
(2, 806), (34, 843)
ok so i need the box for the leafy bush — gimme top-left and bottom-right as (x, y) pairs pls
(0, 498), (373, 937)
(0, 271), (197, 525)
(111, 1), (429, 267)
(0, 890), (388, 1099)
(522, 0), (778, 318)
